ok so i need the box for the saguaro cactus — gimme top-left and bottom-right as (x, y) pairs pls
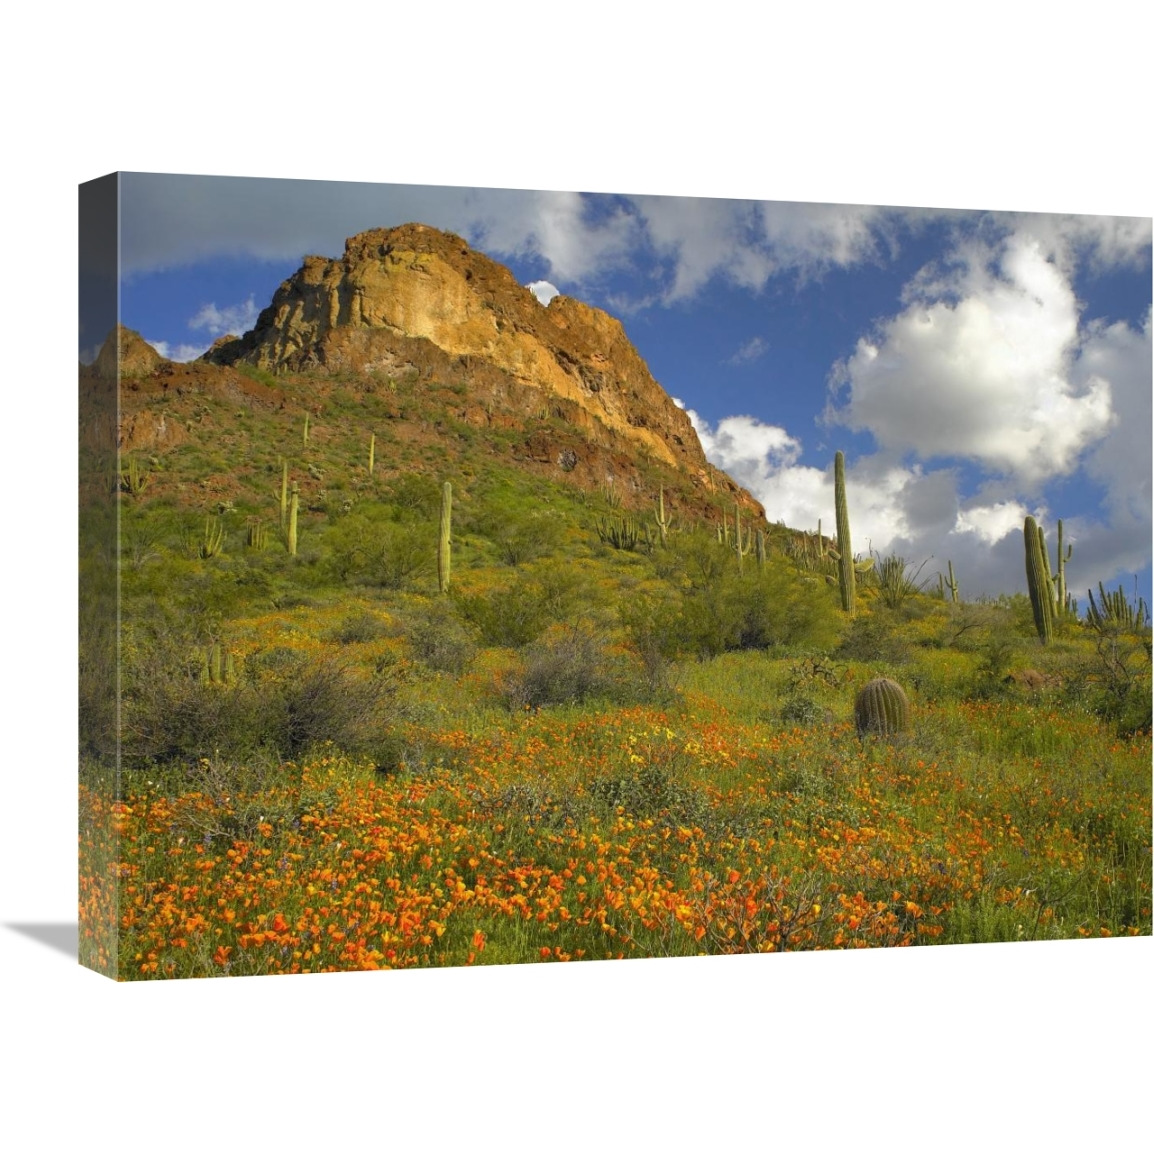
(204, 643), (234, 685)
(654, 485), (672, 545)
(1055, 520), (1072, 613)
(279, 458), (289, 529)
(834, 451), (856, 616)
(854, 677), (910, 737)
(368, 432), (376, 476)
(943, 560), (959, 604)
(303, 412), (310, 446)
(734, 504), (753, 573)
(1023, 516), (1053, 645)
(438, 481), (452, 593)
(287, 481), (300, 557)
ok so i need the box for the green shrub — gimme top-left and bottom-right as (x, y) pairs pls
(327, 611), (392, 644)
(478, 509), (563, 566)
(780, 694), (825, 726)
(405, 602), (478, 674)
(499, 626), (629, 711)
(328, 515), (432, 588)
(672, 561), (840, 660)
(454, 578), (553, 647)
(837, 608), (911, 664)
(122, 638), (401, 767)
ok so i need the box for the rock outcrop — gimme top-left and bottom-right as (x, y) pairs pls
(94, 324), (165, 379)
(205, 223), (761, 517)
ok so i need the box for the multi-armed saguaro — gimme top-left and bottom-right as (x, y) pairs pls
(654, 485), (672, 546)
(834, 450), (855, 617)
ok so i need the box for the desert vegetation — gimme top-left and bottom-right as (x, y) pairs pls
(79, 365), (1151, 978)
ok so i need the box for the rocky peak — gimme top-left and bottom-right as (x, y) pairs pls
(204, 224), (765, 520)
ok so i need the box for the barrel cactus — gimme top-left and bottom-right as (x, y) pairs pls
(854, 677), (910, 737)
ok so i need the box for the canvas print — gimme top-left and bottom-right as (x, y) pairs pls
(79, 173), (1152, 980)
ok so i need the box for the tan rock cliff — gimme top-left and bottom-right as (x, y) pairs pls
(204, 224), (760, 517)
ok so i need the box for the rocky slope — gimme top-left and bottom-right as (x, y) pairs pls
(204, 224), (764, 520)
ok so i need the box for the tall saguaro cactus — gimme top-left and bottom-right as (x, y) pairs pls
(834, 451), (856, 617)
(654, 485), (672, 545)
(279, 458), (289, 530)
(368, 432), (376, 476)
(438, 481), (452, 593)
(734, 504), (753, 572)
(1023, 516), (1053, 645)
(1055, 519), (1072, 613)
(287, 481), (300, 557)
(945, 560), (960, 604)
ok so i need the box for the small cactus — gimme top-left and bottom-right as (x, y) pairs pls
(1086, 582), (1149, 633)
(200, 516), (225, 559)
(119, 456), (150, 496)
(854, 677), (910, 738)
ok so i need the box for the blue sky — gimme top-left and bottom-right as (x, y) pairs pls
(111, 173), (1152, 606)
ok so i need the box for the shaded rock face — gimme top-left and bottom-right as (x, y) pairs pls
(205, 223), (757, 514)
(95, 324), (164, 380)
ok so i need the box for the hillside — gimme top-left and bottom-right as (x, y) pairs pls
(77, 226), (1151, 980)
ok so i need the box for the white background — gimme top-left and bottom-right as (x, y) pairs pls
(2, 3), (1150, 1149)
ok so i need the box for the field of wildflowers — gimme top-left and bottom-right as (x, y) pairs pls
(81, 666), (1150, 979)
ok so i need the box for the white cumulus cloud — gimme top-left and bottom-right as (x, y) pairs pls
(188, 296), (260, 338)
(146, 339), (209, 362)
(954, 500), (1030, 545)
(827, 232), (1117, 489)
